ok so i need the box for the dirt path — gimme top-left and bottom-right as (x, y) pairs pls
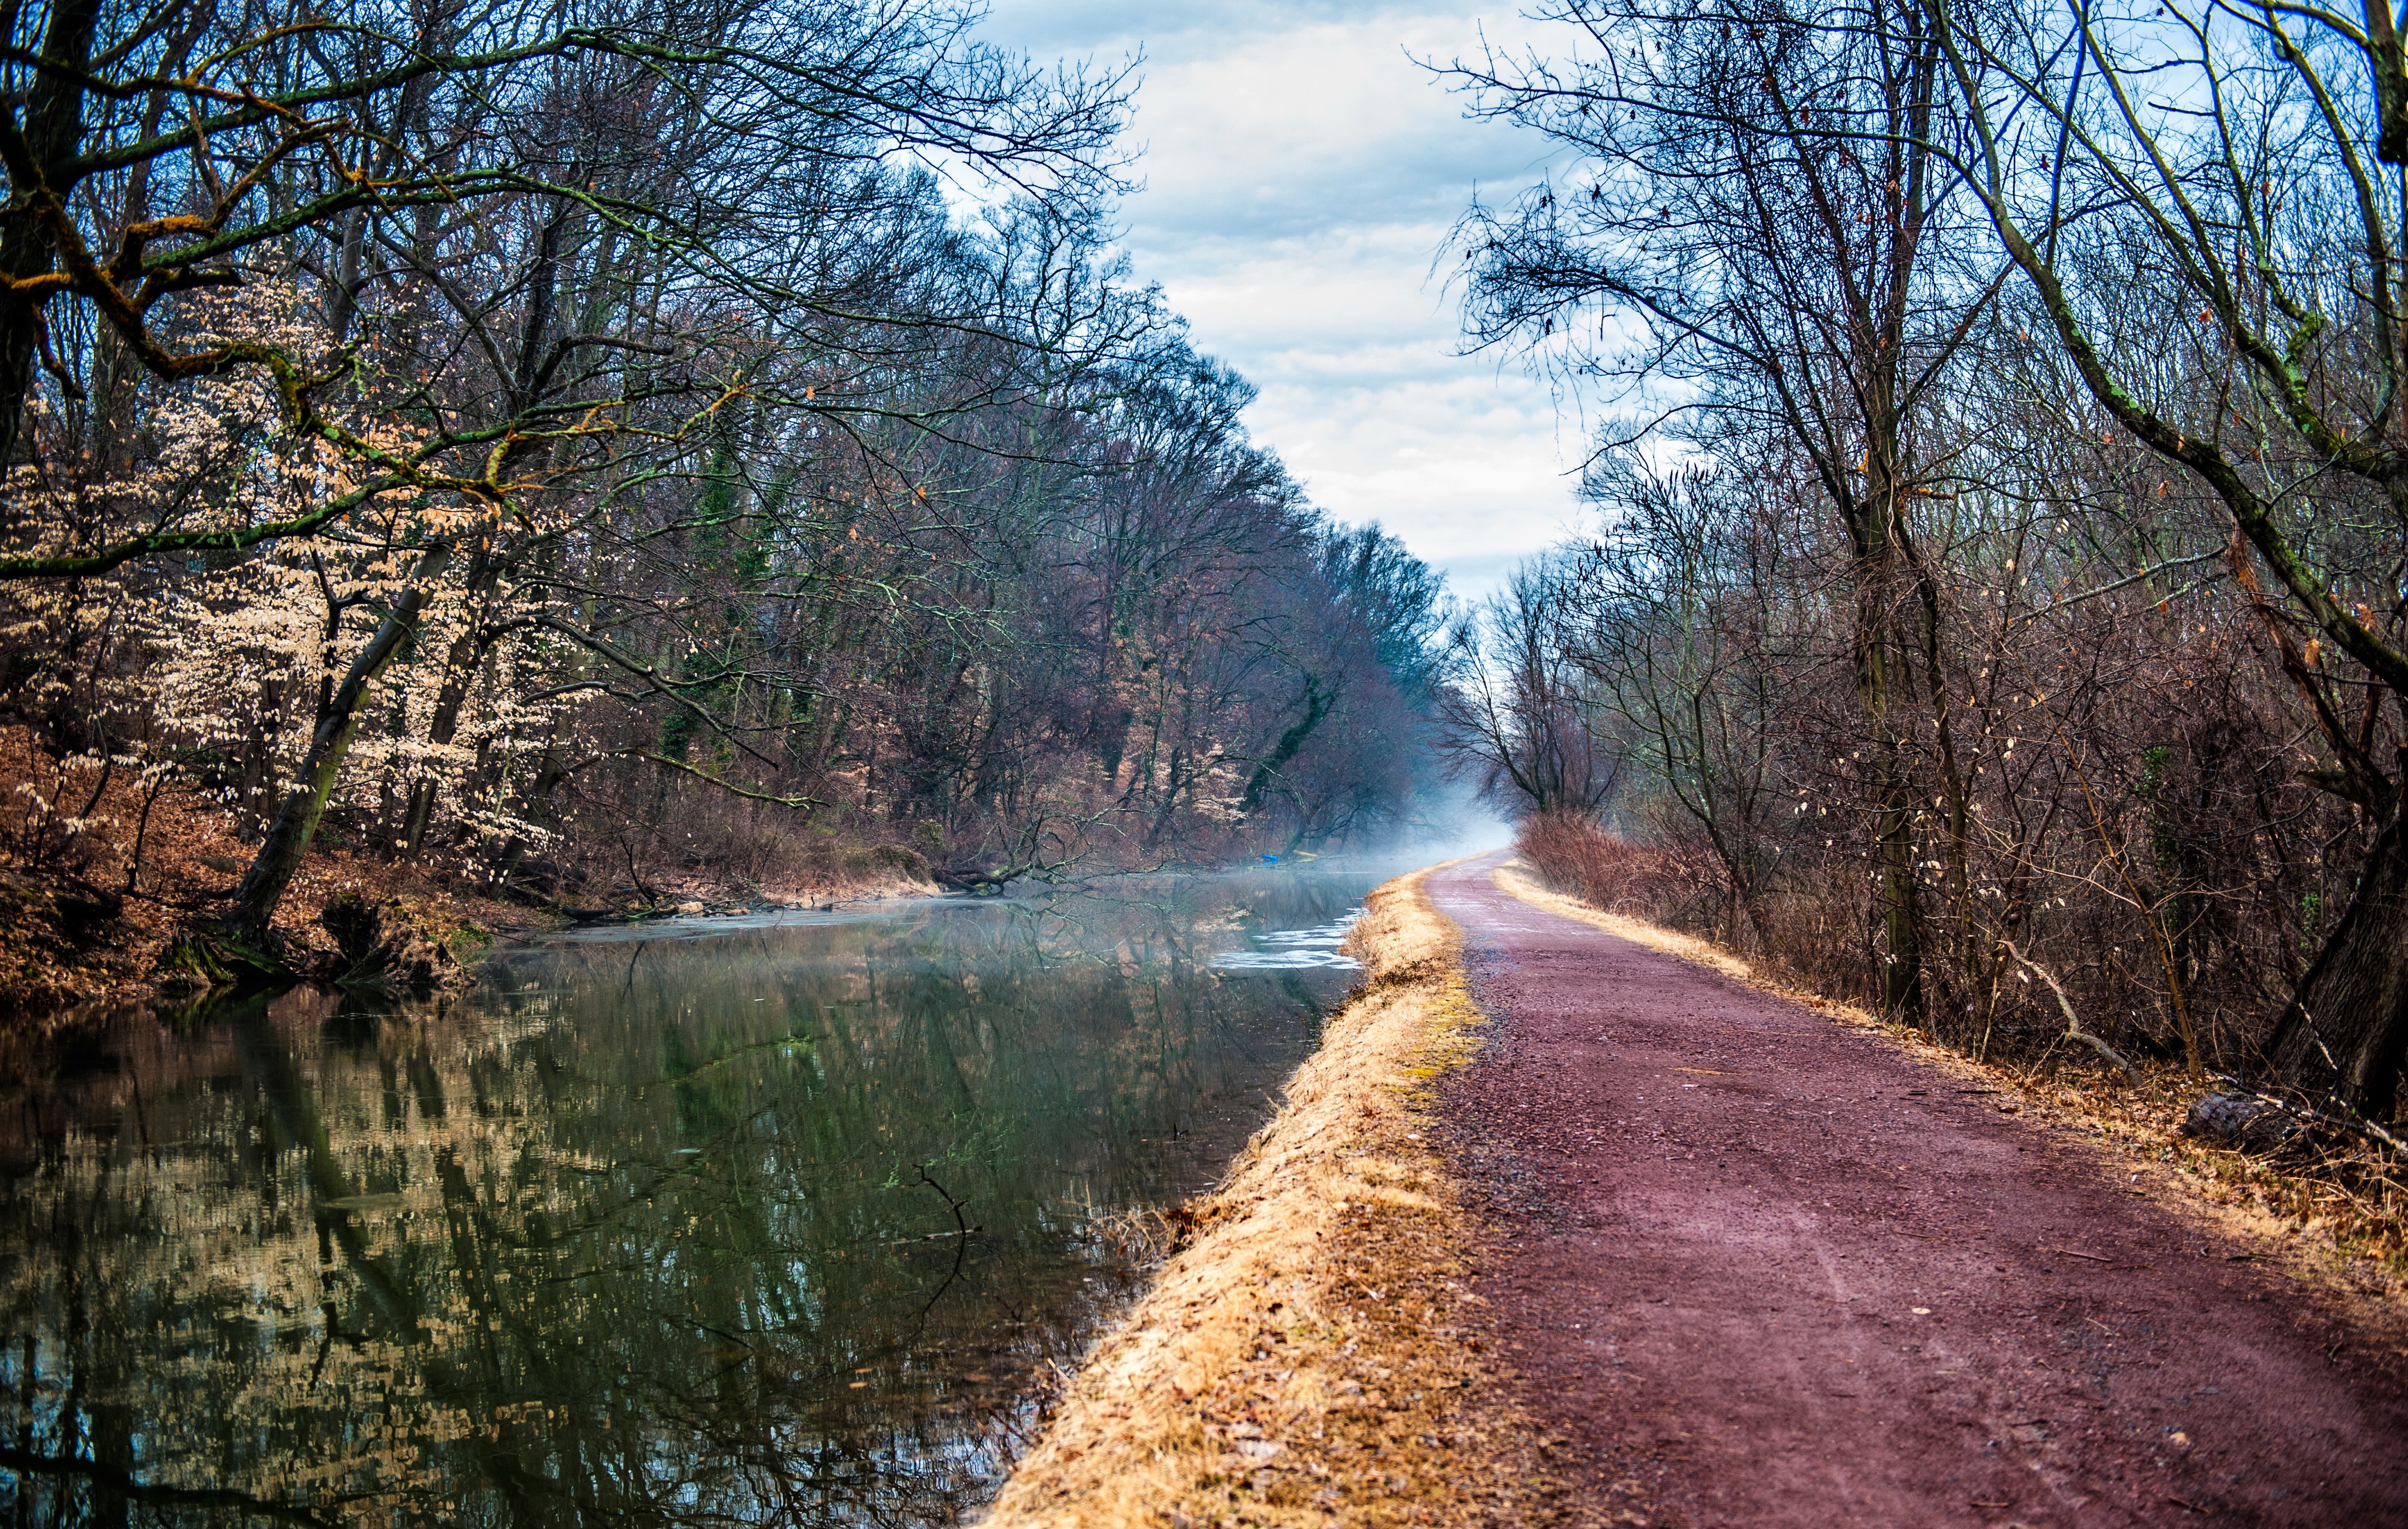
(1430, 855), (2408, 1528)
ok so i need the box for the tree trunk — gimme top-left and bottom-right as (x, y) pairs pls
(1238, 675), (1329, 817)
(399, 608), (486, 857)
(1872, 743), (1923, 1021)
(2264, 814), (2408, 1120)
(1848, 506), (1924, 1025)
(0, 0), (103, 465)
(1145, 743), (1186, 851)
(2366, 0), (2408, 164)
(221, 547), (452, 952)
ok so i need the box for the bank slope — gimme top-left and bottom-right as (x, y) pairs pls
(980, 864), (1575, 1529)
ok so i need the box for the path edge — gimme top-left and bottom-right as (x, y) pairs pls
(980, 857), (1567, 1528)
(1489, 854), (2408, 1320)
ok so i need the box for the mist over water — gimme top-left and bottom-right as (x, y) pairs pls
(0, 863), (1426, 1527)
(1379, 799), (1515, 866)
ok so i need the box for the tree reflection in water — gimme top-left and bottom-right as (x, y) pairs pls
(0, 870), (1380, 1527)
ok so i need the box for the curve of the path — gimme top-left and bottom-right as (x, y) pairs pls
(1430, 854), (2408, 1528)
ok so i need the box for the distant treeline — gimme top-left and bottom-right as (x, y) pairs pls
(0, 0), (1449, 976)
(1436, 0), (2408, 1120)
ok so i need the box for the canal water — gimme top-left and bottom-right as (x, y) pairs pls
(0, 863), (1403, 1527)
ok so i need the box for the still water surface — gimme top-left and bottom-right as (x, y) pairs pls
(0, 864), (1399, 1527)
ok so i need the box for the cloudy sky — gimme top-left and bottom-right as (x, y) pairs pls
(975, 0), (1584, 602)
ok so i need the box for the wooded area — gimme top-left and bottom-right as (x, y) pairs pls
(0, 0), (1450, 1000)
(1440, 0), (2408, 1124)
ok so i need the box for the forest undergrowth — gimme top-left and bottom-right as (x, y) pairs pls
(0, 727), (938, 1015)
(1510, 822), (2408, 1297)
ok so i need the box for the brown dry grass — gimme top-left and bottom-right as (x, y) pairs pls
(980, 865), (1607, 1529)
(1494, 856), (2408, 1314)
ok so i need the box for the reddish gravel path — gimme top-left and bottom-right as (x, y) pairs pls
(1430, 854), (2408, 1529)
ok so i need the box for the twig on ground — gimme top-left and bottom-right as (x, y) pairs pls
(2003, 940), (2140, 1083)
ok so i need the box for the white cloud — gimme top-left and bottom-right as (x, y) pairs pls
(978, 0), (1586, 602)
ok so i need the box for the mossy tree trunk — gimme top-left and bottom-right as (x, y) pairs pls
(222, 546), (452, 954)
(2263, 815), (2408, 1119)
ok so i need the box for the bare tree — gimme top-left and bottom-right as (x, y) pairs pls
(1439, 559), (1624, 816)
(1442, 0), (1999, 1021)
(0, 0), (1139, 966)
(1568, 459), (1795, 946)
(1925, 0), (2408, 1115)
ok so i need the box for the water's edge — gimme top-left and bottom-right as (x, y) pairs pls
(0, 863), (1412, 1525)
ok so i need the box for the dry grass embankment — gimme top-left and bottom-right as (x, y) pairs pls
(982, 865), (1590, 1529)
(1493, 856), (2408, 1310)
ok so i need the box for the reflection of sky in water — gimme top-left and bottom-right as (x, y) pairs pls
(0, 864), (1409, 1528)
(1209, 907), (1367, 970)
(542, 902), (938, 942)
